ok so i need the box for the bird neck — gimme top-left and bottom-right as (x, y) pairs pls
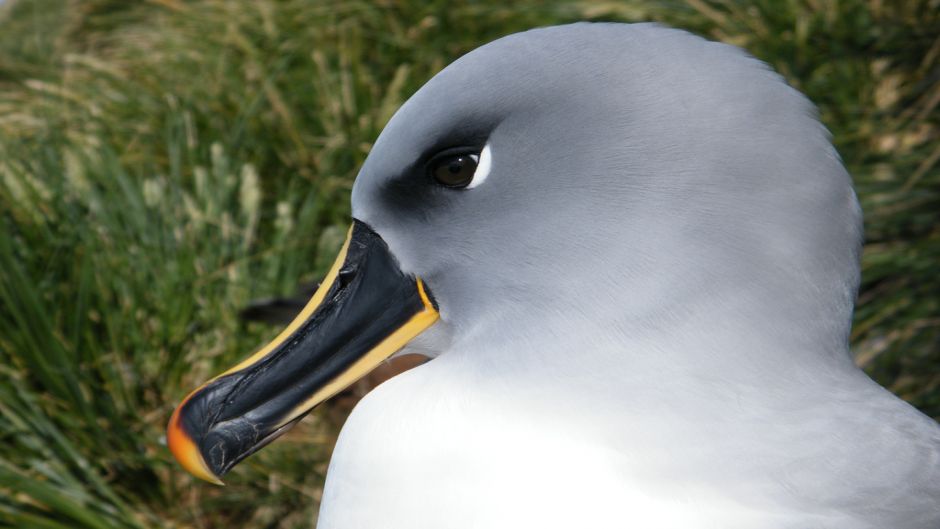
(450, 275), (860, 407)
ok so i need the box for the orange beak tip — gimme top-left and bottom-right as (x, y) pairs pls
(167, 404), (225, 486)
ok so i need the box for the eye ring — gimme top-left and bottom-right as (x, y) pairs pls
(428, 149), (480, 188)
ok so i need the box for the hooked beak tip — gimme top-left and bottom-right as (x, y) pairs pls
(167, 401), (225, 486)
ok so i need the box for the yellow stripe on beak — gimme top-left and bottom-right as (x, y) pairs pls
(167, 221), (439, 483)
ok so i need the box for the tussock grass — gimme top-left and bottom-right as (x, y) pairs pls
(0, 0), (937, 527)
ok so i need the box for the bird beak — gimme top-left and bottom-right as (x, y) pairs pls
(166, 220), (439, 484)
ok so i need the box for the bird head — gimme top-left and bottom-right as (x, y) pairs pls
(167, 23), (862, 484)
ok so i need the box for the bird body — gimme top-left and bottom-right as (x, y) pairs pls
(168, 22), (940, 528)
(320, 23), (940, 528)
(320, 326), (940, 528)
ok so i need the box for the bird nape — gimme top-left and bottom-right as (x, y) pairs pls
(168, 22), (940, 529)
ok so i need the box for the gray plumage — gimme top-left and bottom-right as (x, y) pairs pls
(315, 23), (940, 528)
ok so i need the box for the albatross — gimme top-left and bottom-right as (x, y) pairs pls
(167, 23), (940, 528)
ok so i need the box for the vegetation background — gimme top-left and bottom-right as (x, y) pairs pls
(0, 0), (937, 527)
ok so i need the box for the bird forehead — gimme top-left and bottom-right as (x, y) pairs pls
(351, 22), (814, 229)
(361, 22), (778, 162)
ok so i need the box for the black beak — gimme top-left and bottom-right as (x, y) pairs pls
(167, 220), (439, 483)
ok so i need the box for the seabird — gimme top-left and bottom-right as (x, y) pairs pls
(168, 23), (940, 528)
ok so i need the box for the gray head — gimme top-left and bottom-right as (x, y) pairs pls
(352, 23), (862, 374)
(170, 22), (868, 486)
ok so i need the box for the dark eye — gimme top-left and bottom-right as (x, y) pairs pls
(430, 152), (480, 188)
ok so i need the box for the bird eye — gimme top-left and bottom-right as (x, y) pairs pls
(429, 152), (480, 188)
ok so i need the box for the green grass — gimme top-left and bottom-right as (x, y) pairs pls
(0, 0), (937, 527)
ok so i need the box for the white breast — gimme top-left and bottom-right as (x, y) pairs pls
(314, 362), (849, 529)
